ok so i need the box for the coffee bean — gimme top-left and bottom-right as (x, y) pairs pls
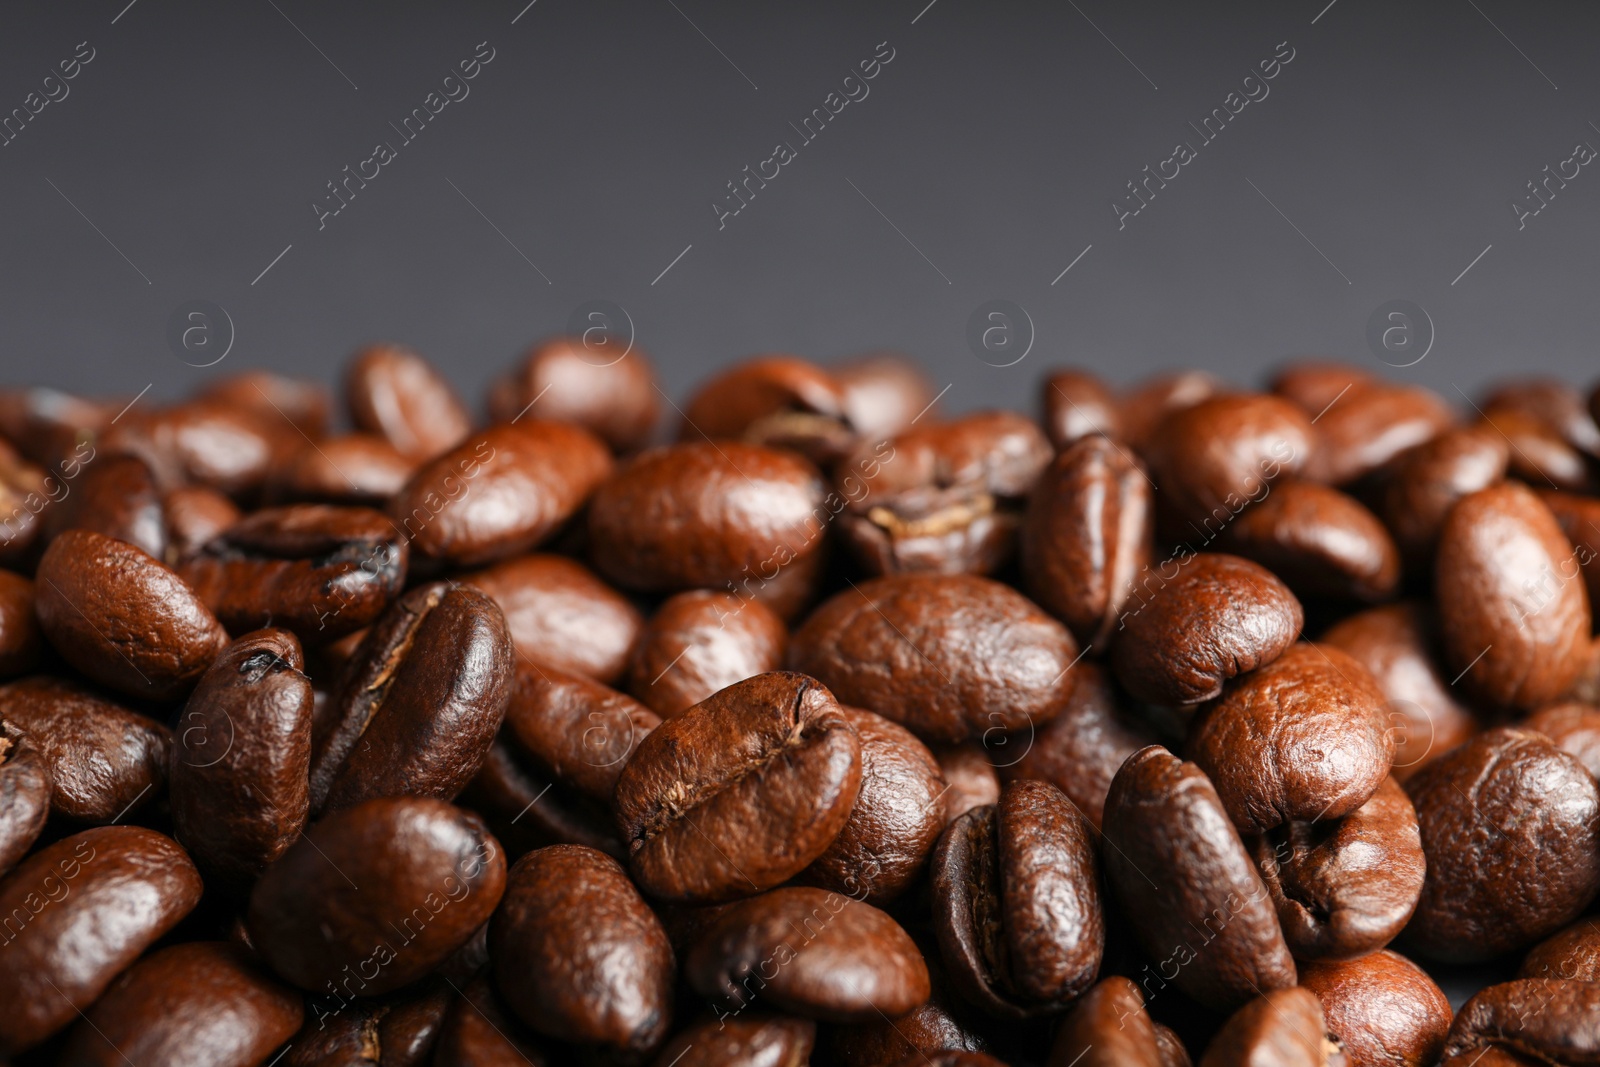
(650, 1013), (815, 1067)
(1382, 425), (1508, 566)
(1520, 916), (1600, 981)
(1041, 368), (1121, 450)
(1480, 403), (1592, 490)
(1214, 479), (1401, 601)
(1524, 701), (1600, 779)
(1442, 979), (1600, 1064)
(1302, 382), (1454, 487)
(1541, 487), (1600, 611)
(0, 439), (49, 568)
(627, 588), (788, 717)
(345, 343), (472, 460)
(613, 671), (861, 903)
(102, 398), (300, 499)
(463, 732), (624, 860)
(790, 573), (1079, 744)
(1299, 949), (1451, 1067)
(897, 1054), (1009, 1067)
(1485, 378), (1600, 459)
(1119, 371), (1221, 453)
(1046, 976), (1182, 1067)
(247, 796), (506, 996)
(1145, 393), (1313, 525)
(285, 981), (451, 1067)
(490, 844), (674, 1053)
(270, 432), (419, 506)
(42, 452), (166, 559)
(1198, 987), (1338, 1066)
(486, 336), (661, 453)
(0, 719), (48, 876)
(0, 569), (41, 677)
(501, 662), (658, 804)
(680, 355), (855, 465)
(162, 484), (242, 562)
(835, 352), (938, 443)
(0, 385), (109, 468)
(1271, 360), (1374, 415)
(827, 964), (988, 1066)
(432, 974), (551, 1066)
(933, 742), (1000, 824)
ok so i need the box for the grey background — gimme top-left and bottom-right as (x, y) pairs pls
(1, 0), (1596, 414)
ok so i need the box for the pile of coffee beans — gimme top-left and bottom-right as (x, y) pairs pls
(1, 341), (1598, 1065)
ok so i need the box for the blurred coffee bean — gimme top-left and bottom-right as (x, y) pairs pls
(834, 351), (938, 443)
(162, 484), (243, 563)
(680, 355), (855, 465)
(1524, 701), (1600, 779)
(0, 719), (48, 876)
(627, 588), (787, 717)
(1304, 382), (1454, 487)
(0, 569), (41, 677)
(102, 398), (300, 499)
(1270, 359), (1374, 415)
(41, 451), (166, 559)
(270, 432), (419, 506)
(0, 385), (109, 468)
(200, 369), (332, 439)
(933, 742), (1000, 824)
(345, 342), (472, 460)
(1199, 987), (1338, 1066)
(1382, 425), (1508, 566)
(486, 335), (661, 453)
(1119, 371), (1221, 453)
(1215, 479), (1401, 601)
(1041, 368), (1122, 450)
(462, 553), (642, 684)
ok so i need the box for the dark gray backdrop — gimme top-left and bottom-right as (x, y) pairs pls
(2, 0), (1596, 412)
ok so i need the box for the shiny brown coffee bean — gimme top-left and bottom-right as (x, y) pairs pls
(791, 573), (1078, 744)
(1270, 360), (1374, 415)
(1520, 916), (1600, 981)
(199, 370), (331, 439)
(248, 796), (506, 996)
(1487, 378), (1600, 458)
(1480, 405), (1592, 491)
(1111, 552), (1302, 707)
(179, 504), (407, 643)
(462, 553), (642, 685)
(41, 451), (166, 559)
(1101, 746), (1296, 1011)
(1382, 425), (1508, 566)
(684, 885), (930, 1022)
(1047, 976), (1184, 1067)
(170, 629), (314, 892)
(345, 342), (472, 460)
(1303, 382), (1453, 487)
(162, 484), (243, 562)
(271, 432), (419, 506)
(827, 964), (988, 1067)
(1299, 949), (1451, 1067)
(0, 438), (50, 568)
(486, 336), (661, 453)
(1145, 393), (1313, 525)
(286, 982), (451, 1067)
(1199, 987), (1340, 1067)
(392, 421), (612, 570)
(651, 1014), (816, 1067)
(1442, 978), (1600, 1064)
(310, 581), (513, 813)
(58, 941), (304, 1067)
(1541, 488), (1600, 612)
(0, 719), (48, 876)
(680, 355), (855, 464)
(934, 742), (1001, 824)
(1215, 480), (1401, 601)
(1119, 371), (1221, 454)
(1405, 727), (1600, 961)
(1021, 434), (1153, 648)
(1436, 481), (1592, 712)
(0, 826), (203, 1055)
(1, 675), (170, 823)
(37, 528), (229, 701)
(0, 569), (41, 677)
(490, 845), (674, 1054)
(1041, 368), (1122, 450)
(834, 351), (938, 442)
(0, 385), (108, 468)
(613, 672), (861, 904)
(501, 663), (658, 804)
(432, 973), (551, 1066)
(627, 589), (788, 717)
(1525, 701), (1600, 779)
(931, 779), (1103, 1016)
(102, 398), (300, 499)
(464, 732), (625, 860)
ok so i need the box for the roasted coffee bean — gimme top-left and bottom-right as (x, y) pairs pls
(934, 743), (1000, 824)
(790, 573), (1078, 744)
(1303, 382), (1454, 487)
(1271, 360), (1374, 415)
(931, 779), (1103, 1016)
(0, 826), (202, 1055)
(1145, 393), (1313, 525)
(199, 370), (331, 439)
(1525, 701), (1600, 779)
(0, 438), (49, 568)
(835, 351), (938, 443)
(1199, 987), (1340, 1067)
(827, 964), (988, 1067)
(588, 440), (828, 620)
(1111, 552), (1302, 707)
(1002, 662), (1156, 830)
(270, 432), (419, 506)
(1382, 425), (1508, 566)
(835, 411), (1052, 576)
(310, 582), (513, 813)
(1120, 371), (1221, 454)
(464, 733), (624, 859)
(1299, 949), (1451, 1067)
(1047, 976), (1186, 1067)
(1250, 775), (1424, 960)
(463, 553), (642, 685)
(1, 675), (170, 823)
(652, 1014), (816, 1067)
(802, 705), (945, 904)
(1041, 368), (1122, 450)
(627, 589), (788, 717)
(58, 941), (304, 1067)
(345, 342), (472, 460)
(1321, 601), (1478, 782)
(1436, 482), (1592, 711)
(685, 885), (930, 1022)
(0, 569), (41, 676)
(163, 484), (242, 562)
(1442, 978), (1600, 1063)
(101, 398), (299, 499)
(501, 663), (658, 803)
(1520, 916), (1600, 981)
(1480, 404), (1592, 490)
(486, 336), (661, 453)
(0, 385), (108, 468)
(613, 672), (861, 903)
(1405, 727), (1600, 961)
(285, 982), (452, 1067)
(247, 796), (506, 996)
(1215, 480), (1401, 601)
(681, 355), (856, 464)
(179, 504), (408, 643)
(391, 421), (612, 570)
(1486, 378), (1600, 458)
(0, 719), (48, 876)
(41, 451), (166, 559)
(490, 845), (674, 1053)
(432, 973), (551, 1066)
(170, 629), (314, 892)
(896, 1054), (1009, 1067)
(35, 529), (229, 701)
(1021, 434), (1153, 647)
(1190, 643), (1394, 833)
(1542, 488), (1600, 611)
(1101, 746), (1296, 1011)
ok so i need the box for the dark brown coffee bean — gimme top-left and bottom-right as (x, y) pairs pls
(286, 982), (452, 1067)
(1382, 425), (1508, 566)
(1406, 727), (1600, 961)
(179, 504), (408, 643)
(170, 629), (314, 893)
(680, 355), (855, 464)
(931, 779), (1103, 1016)
(1250, 775), (1424, 959)
(1002, 662), (1157, 830)
(1436, 482), (1592, 712)
(934, 743), (1000, 824)
(42, 451), (166, 559)
(1190, 643), (1394, 833)
(0, 385), (109, 468)
(162, 485), (242, 562)
(1299, 949), (1451, 1067)
(271, 432), (419, 506)
(627, 589), (788, 717)
(1, 675), (170, 823)
(102, 398), (300, 499)
(0, 719), (48, 876)
(1120, 371), (1221, 454)
(345, 343), (472, 460)
(1487, 378), (1600, 458)
(0, 826), (202, 1055)
(1199, 987), (1338, 1067)
(0, 439), (50, 568)
(1270, 360), (1374, 415)
(1442, 978), (1600, 1064)
(486, 336), (661, 453)
(1321, 602), (1478, 782)
(1525, 701), (1600, 779)
(895, 1054), (1009, 1067)
(200, 369), (329, 437)
(1046, 976), (1181, 1067)
(392, 421), (612, 570)
(1021, 434), (1153, 648)
(432, 973), (551, 1066)
(464, 733), (624, 860)
(1041, 369), (1122, 450)
(1111, 552), (1302, 707)
(1542, 488), (1600, 612)
(801, 705), (945, 904)
(588, 440), (828, 620)
(490, 844), (674, 1053)
(58, 941), (304, 1067)
(1216, 480), (1401, 601)
(311, 582), (513, 813)
(247, 796), (506, 996)
(1520, 916), (1600, 981)
(462, 553), (642, 685)
(1145, 393), (1313, 525)
(791, 573), (1078, 744)
(502, 663), (658, 803)
(1303, 383), (1454, 487)
(1101, 746), (1296, 1011)
(827, 965), (988, 1067)
(835, 351), (938, 442)
(651, 1013), (816, 1067)
(35, 529), (229, 701)
(684, 885), (930, 1022)
(1481, 387), (1594, 490)
(613, 672), (861, 903)
(0, 569), (41, 677)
